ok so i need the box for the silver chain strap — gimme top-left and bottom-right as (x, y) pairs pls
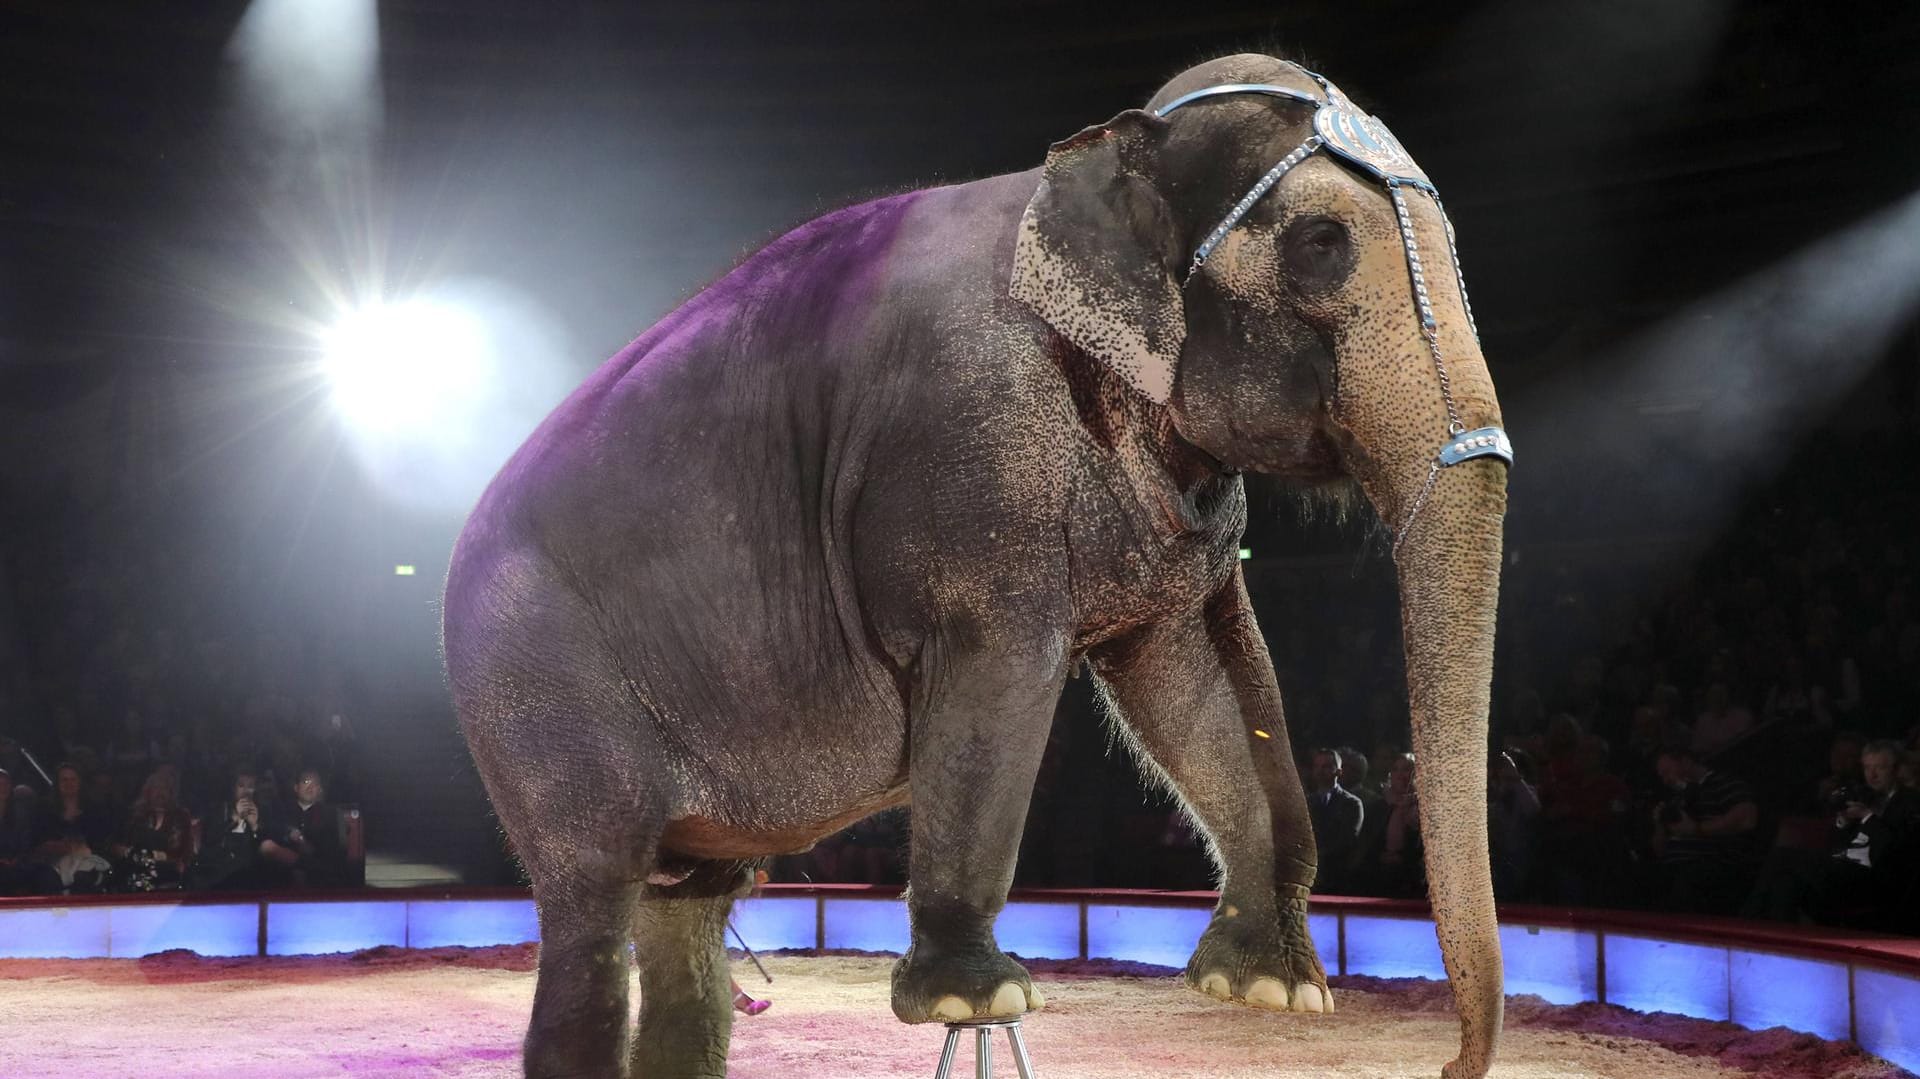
(1187, 136), (1322, 278)
(1386, 179), (1475, 552)
(1432, 194), (1479, 345)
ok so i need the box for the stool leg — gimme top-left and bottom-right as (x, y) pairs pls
(934, 1027), (962, 1079)
(1006, 1024), (1037, 1079)
(976, 1026), (993, 1079)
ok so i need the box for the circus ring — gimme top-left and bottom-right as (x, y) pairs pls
(1, 886), (1915, 1078)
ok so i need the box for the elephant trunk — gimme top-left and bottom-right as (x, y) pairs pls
(1332, 187), (1508, 1078)
(1390, 460), (1507, 1079)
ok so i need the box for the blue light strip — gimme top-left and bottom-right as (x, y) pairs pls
(110, 903), (259, 958)
(1854, 967), (1920, 1073)
(0, 906), (114, 958)
(731, 895), (818, 952)
(1085, 903), (1208, 969)
(1343, 915), (1446, 979)
(1498, 924), (1598, 1005)
(1729, 950), (1850, 1041)
(268, 900), (408, 956)
(995, 901), (1082, 960)
(1604, 935), (1732, 1020)
(821, 896), (910, 953)
(406, 898), (538, 950)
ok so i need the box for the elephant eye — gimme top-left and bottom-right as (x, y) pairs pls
(1281, 216), (1353, 292)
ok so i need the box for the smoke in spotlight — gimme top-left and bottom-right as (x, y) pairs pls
(1511, 187), (1920, 544)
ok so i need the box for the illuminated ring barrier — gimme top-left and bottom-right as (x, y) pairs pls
(2, 886), (1915, 1071)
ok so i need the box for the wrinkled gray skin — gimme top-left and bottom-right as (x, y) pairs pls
(445, 53), (1508, 1079)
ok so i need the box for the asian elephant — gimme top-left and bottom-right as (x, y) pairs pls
(443, 52), (1510, 1079)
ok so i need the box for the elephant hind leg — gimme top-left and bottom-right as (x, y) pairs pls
(629, 895), (736, 1079)
(456, 659), (675, 1075)
(527, 877), (643, 1079)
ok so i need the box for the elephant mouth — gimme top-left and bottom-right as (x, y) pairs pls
(1155, 72), (1514, 541)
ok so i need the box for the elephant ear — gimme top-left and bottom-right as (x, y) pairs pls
(1011, 109), (1184, 405)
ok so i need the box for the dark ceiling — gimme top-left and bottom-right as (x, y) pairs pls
(0, 1), (1916, 471)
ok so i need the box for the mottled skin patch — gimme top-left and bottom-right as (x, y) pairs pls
(444, 52), (1507, 1079)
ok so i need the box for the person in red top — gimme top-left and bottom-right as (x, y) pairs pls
(1537, 734), (1633, 905)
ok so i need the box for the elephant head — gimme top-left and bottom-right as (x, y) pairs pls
(1012, 54), (1510, 1078)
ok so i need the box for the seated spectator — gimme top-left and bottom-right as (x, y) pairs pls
(189, 770), (283, 890)
(281, 768), (347, 888)
(1650, 745), (1761, 914)
(114, 769), (192, 890)
(32, 763), (114, 856)
(1487, 751), (1540, 900)
(1691, 682), (1755, 758)
(1304, 748), (1363, 894)
(1353, 753), (1423, 898)
(1746, 740), (1917, 927)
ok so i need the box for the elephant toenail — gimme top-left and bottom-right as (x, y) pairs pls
(1199, 972), (1232, 999)
(1291, 983), (1325, 1012)
(987, 983), (1028, 1016)
(1022, 983), (1046, 1010)
(1245, 978), (1290, 1010)
(930, 996), (973, 1021)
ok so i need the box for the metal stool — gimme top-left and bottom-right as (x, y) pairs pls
(932, 1017), (1037, 1079)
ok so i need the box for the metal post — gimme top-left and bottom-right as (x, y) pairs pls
(932, 1028), (961, 1079)
(1006, 1023), (1037, 1079)
(975, 1026), (992, 1079)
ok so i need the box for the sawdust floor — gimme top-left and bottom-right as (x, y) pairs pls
(0, 947), (1908, 1078)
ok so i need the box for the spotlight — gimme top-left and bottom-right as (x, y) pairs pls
(322, 300), (488, 434)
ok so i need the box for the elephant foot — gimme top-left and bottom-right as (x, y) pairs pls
(891, 943), (1045, 1024)
(1186, 898), (1332, 1015)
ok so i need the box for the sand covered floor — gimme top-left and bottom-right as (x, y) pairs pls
(0, 947), (1909, 1079)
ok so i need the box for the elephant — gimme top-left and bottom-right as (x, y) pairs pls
(443, 51), (1511, 1079)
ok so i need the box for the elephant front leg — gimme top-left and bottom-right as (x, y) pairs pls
(1089, 575), (1332, 1014)
(891, 643), (1065, 1024)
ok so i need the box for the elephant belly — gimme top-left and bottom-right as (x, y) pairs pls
(658, 783), (910, 860)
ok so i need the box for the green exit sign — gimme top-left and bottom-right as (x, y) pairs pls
(394, 565), (417, 576)
(1238, 548), (1252, 560)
